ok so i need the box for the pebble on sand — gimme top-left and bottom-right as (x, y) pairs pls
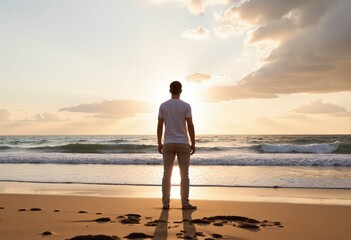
(125, 214), (142, 218)
(30, 208), (42, 211)
(93, 217), (111, 223)
(121, 214), (142, 224)
(144, 222), (157, 227)
(213, 222), (224, 226)
(124, 232), (154, 239)
(68, 235), (120, 240)
(195, 232), (206, 236)
(211, 233), (223, 238)
(189, 219), (211, 225)
(238, 223), (260, 230)
(121, 218), (140, 224)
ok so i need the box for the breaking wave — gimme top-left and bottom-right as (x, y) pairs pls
(0, 152), (350, 166)
(260, 142), (340, 154)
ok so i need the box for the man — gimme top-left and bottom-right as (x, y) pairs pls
(157, 81), (196, 210)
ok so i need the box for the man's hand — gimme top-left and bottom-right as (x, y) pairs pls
(190, 144), (195, 155)
(186, 117), (195, 155)
(158, 143), (163, 154)
(157, 118), (164, 154)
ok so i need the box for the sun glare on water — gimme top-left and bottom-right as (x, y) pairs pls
(170, 166), (181, 199)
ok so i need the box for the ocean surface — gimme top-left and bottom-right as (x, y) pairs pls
(0, 135), (350, 189)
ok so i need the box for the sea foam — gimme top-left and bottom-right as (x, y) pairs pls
(0, 152), (350, 166)
(260, 142), (339, 154)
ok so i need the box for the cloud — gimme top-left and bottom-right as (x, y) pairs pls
(329, 112), (351, 118)
(201, 85), (277, 102)
(186, 0), (206, 15)
(293, 100), (347, 114)
(249, 16), (296, 42)
(0, 107), (12, 122)
(214, 24), (238, 38)
(182, 26), (210, 39)
(35, 113), (63, 122)
(0, 107), (64, 123)
(279, 113), (308, 120)
(151, 0), (227, 15)
(218, 0), (333, 26)
(204, 0), (351, 101)
(186, 72), (212, 83)
(60, 100), (154, 119)
(254, 117), (277, 125)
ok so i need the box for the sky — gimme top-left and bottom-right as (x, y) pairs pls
(1, 0), (351, 135)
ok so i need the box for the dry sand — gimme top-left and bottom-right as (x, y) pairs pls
(0, 183), (350, 240)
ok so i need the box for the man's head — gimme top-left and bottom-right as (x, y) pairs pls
(169, 81), (182, 95)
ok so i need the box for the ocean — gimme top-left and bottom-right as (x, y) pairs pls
(0, 135), (350, 189)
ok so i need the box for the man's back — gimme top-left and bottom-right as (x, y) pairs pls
(158, 99), (191, 144)
(157, 81), (196, 210)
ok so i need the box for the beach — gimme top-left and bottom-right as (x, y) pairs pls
(0, 135), (350, 239)
(0, 182), (350, 240)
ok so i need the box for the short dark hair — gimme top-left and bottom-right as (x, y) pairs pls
(170, 81), (182, 95)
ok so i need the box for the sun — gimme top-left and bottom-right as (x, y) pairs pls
(181, 82), (200, 107)
(181, 82), (208, 132)
(151, 80), (207, 133)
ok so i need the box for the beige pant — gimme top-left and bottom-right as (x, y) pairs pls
(162, 143), (190, 206)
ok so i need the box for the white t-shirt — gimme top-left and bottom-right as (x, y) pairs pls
(158, 99), (192, 144)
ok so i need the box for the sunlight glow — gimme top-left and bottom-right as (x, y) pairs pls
(1, 0), (350, 135)
(181, 82), (208, 132)
(171, 166), (181, 185)
(170, 166), (181, 199)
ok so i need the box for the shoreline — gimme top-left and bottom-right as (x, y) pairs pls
(2, 179), (351, 190)
(1, 181), (350, 205)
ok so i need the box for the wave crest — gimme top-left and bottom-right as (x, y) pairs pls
(0, 152), (350, 167)
(260, 142), (339, 154)
(33, 144), (156, 153)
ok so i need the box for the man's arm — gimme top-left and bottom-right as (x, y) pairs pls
(157, 117), (164, 154)
(186, 117), (195, 155)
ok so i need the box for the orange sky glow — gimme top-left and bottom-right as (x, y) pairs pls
(1, 0), (351, 135)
